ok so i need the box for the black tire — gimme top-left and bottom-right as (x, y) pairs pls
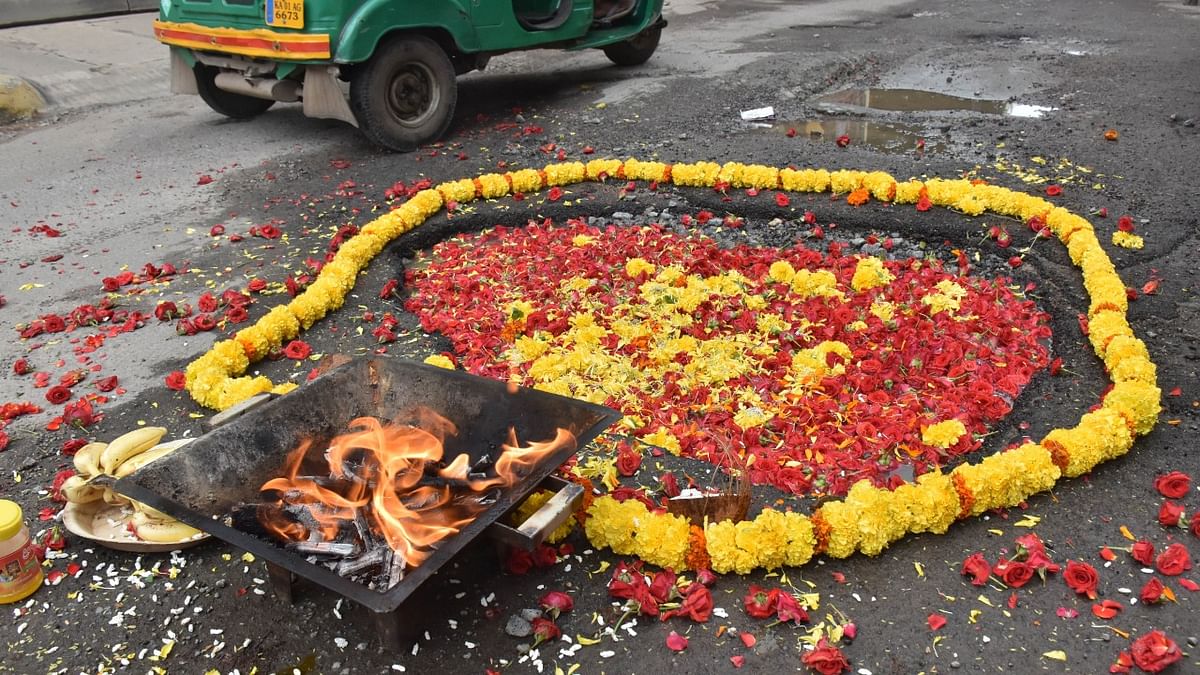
(602, 25), (662, 67)
(350, 35), (457, 152)
(194, 65), (275, 119)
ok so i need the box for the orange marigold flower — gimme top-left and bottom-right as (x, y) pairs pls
(951, 473), (975, 519)
(685, 525), (711, 571)
(846, 188), (870, 206)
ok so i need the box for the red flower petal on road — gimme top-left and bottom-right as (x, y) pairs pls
(210, 224), (225, 237)
(94, 376), (118, 392)
(165, 371), (186, 391)
(547, 187), (564, 202)
(197, 175), (214, 186)
(927, 613), (947, 630)
(1045, 184), (1062, 196)
(730, 655), (746, 668)
(775, 192), (790, 207)
(739, 632), (756, 648)
(1178, 578), (1199, 592)
(1091, 600), (1122, 619)
(1117, 215), (1135, 232)
(665, 631), (688, 652)
(835, 134), (851, 147)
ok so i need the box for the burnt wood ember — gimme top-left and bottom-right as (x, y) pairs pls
(115, 357), (619, 618)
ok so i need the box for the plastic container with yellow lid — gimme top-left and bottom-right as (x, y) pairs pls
(0, 499), (43, 603)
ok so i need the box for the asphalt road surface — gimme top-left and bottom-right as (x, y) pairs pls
(1, 0), (1198, 673)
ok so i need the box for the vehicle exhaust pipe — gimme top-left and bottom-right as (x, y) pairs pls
(213, 72), (301, 102)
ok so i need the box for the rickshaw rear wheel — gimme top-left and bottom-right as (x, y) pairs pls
(350, 35), (457, 152)
(602, 25), (662, 67)
(194, 65), (276, 119)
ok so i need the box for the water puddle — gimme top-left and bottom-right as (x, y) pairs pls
(814, 88), (1055, 118)
(758, 118), (944, 154)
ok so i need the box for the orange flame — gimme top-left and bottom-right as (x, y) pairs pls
(258, 409), (576, 569)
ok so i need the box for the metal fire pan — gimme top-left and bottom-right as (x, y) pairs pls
(115, 356), (620, 612)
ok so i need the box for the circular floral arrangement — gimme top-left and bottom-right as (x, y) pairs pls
(183, 158), (1161, 575)
(404, 220), (1052, 498)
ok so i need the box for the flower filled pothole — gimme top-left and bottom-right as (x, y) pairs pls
(403, 218), (1052, 498)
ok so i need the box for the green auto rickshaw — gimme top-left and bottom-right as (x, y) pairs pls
(153, 0), (665, 150)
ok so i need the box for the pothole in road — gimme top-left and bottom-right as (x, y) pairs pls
(752, 117), (943, 155)
(814, 87), (1055, 118)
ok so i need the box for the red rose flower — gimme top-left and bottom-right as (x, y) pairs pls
(1158, 501), (1185, 527)
(775, 192), (790, 207)
(165, 371), (186, 391)
(540, 590), (574, 618)
(1132, 540), (1156, 566)
(192, 314), (216, 331)
(50, 468), (76, 503)
(1154, 471), (1191, 499)
(61, 438), (87, 456)
(530, 617), (560, 646)
(695, 568), (717, 588)
(532, 544), (558, 568)
(960, 552), (992, 586)
(1140, 577), (1165, 604)
(61, 398), (98, 428)
(608, 560), (646, 600)
(45, 385), (72, 405)
(505, 548), (533, 575)
(1063, 560), (1099, 598)
(648, 569), (678, 603)
(101, 277), (121, 292)
(660, 471), (681, 497)
(94, 375), (118, 392)
(802, 638), (850, 675)
(154, 301), (179, 321)
(995, 559), (1034, 588)
(835, 134), (851, 148)
(197, 292), (219, 313)
(42, 315), (66, 333)
(283, 340), (312, 360)
(13, 358), (31, 376)
(1190, 512), (1200, 538)
(1117, 215), (1135, 233)
(210, 224), (225, 236)
(615, 445), (642, 477)
(224, 305), (249, 324)
(629, 582), (659, 617)
(547, 187), (564, 202)
(1155, 543), (1192, 576)
(662, 583), (713, 622)
(1130, 630), (1182, 673)
(743, 584), (778, 619)
(256, 224), (281, 239)
(775, 591), (808, 624)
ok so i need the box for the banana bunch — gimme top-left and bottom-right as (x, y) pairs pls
(63, 427), (203, 543)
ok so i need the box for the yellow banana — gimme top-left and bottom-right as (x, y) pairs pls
(114, 438), (192, 478)
(72, 442), (107, 478)
(130, 499), (172, 522)
(61, 475), (105, 504)
(99, 427), (167, 474)
(101, 487), (131, 507)
(131, 511), (202, 543)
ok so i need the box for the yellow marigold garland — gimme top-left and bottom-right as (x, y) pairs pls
(181, 158), (1160, 574)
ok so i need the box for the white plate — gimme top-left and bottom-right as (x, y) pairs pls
(62, 500), (210, 552)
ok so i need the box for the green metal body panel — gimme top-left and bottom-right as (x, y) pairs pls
(162, 0), (664, 67)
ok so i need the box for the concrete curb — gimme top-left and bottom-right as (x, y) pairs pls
(0, 73), (45, 122)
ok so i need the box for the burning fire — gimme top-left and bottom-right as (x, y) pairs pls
(258, 409), (575, 571)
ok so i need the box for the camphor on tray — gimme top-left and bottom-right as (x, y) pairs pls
(61, 427), (206, 547)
